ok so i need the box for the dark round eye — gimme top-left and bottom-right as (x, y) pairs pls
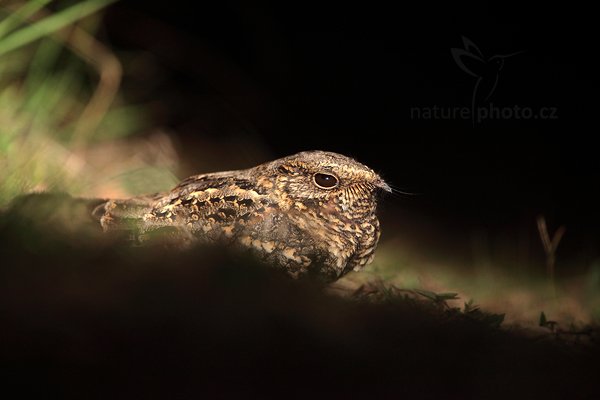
(313, 173), (339, 189)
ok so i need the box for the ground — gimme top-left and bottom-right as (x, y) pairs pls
(0, 194), (598, 398)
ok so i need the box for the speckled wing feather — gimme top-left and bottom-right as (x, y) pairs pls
(96, 171), (262, 239)
(143, 171), (271, 243)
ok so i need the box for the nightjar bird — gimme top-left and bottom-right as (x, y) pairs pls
(94, 151), (391, 281)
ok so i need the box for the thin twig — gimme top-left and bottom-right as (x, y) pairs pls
(536, 215), (566, 294)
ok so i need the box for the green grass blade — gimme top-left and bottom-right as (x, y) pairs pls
(0, 0), (118, 57)
(0, 0), (53, 39)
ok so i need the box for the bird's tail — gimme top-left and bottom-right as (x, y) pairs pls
(92, 196), (157, 233)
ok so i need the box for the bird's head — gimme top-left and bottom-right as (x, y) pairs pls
(257, 150), (390, 217)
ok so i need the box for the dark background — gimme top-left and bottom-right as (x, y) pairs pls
(102, 1), (598, 273)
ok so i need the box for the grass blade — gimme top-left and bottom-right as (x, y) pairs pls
(0, 0), (53, 39)
(0, 0), (118, 57)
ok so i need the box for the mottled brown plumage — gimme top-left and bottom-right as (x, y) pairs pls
(94, 151), (390, 281)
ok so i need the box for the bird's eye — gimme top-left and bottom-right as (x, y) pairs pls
(313, 173), (339, 189)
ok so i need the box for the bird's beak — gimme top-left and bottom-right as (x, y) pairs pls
(375, 177), (392, 193)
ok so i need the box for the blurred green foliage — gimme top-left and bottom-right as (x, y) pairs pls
(0, 0), (177, 206)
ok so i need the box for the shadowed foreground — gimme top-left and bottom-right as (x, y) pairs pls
(1, 195), (598, 398)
